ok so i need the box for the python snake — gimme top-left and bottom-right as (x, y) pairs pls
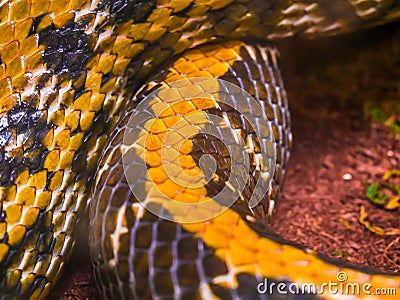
(0, 0), (399, 299)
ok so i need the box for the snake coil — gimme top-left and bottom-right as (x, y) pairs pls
(0, 0), (399, 299)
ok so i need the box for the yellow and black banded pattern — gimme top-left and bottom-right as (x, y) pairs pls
(90, 41), (399, 299)
(89, 41), (291, 299)
(0, 0), (399, 299)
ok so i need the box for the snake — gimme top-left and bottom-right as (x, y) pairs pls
(0, 0), (399, 299)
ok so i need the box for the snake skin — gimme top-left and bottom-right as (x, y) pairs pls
(90, 41), (292, 299)
(0, 0), (399, 299)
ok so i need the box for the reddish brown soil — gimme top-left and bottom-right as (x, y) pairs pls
(49, 23), (400, 299)
(272, 109), (399, 273)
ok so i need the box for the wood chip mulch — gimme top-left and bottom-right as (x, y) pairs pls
(271, 108), (400, 274)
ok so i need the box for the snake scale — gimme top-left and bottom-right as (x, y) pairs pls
(0, 0), (399, 299)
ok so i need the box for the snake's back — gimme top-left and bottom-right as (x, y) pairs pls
(0, 0), (399, 299)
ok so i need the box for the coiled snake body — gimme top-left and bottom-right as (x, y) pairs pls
(0, 0), (399, 299)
